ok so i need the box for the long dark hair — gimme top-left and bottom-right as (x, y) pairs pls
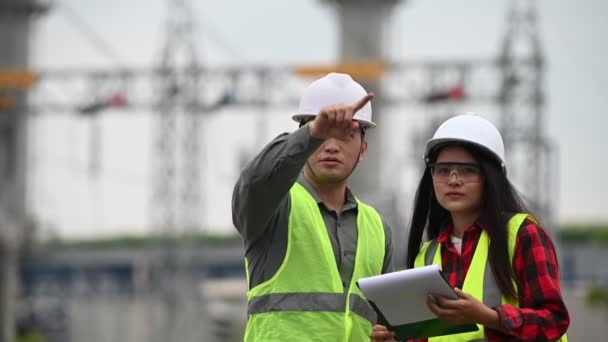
(406, 143), (532, 300)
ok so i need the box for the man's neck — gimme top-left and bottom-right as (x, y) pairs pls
(303, 172), (347, 213)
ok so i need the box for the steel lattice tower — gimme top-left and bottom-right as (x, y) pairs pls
(499, 0), (553, 223)
(152, 0), (202, 239)
(150, 0), (203, 341)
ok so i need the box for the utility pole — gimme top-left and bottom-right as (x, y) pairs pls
(499, 0), (553, 224)
(0, 1), (47, 341)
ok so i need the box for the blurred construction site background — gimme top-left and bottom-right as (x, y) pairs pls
(1, 0), (607, 341)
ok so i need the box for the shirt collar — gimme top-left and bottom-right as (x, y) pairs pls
(297, 174), (358, 211)
(437, 216), (486, 244)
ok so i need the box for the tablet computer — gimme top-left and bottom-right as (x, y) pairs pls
(357, 265), (478, 340)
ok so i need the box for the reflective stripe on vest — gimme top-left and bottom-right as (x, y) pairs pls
(415, 213), (567, 342)
(244, 182), (386, 342)
(247, 292), (377, 323)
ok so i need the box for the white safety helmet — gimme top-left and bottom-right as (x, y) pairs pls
(424, 113), (506, 172)
(292, 72), (376, 129)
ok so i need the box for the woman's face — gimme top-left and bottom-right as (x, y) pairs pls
(431, 145), (484, 217)
(305, 129), (366, 185)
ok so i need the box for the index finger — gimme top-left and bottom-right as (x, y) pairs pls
(352, 92), (374, 113)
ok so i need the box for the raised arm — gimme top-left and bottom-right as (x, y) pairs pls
(233, 92), (374, 242)
(232, 125), (321, 242)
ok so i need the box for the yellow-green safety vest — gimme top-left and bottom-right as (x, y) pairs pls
(414, 213), (567, 342)
(244, 182), (386, 342)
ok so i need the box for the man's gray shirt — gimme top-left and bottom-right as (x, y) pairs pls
(232, 125), (393, 290)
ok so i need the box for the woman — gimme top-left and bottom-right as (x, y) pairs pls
(371, 114), (569, 341)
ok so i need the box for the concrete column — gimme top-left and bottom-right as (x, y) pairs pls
(0, 1), (47, 340)
(328, 0), (401, 204)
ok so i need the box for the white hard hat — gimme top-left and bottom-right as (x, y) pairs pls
(292, 72), (376, 129)
(424, 113), (506, 172)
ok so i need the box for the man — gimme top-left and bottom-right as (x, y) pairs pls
(232, 72), (393, 341)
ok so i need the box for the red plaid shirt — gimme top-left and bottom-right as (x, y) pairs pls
(410, 219), (569, 341)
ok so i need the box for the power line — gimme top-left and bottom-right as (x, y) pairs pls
(56, 0), (125, 66)
(195, 10), (244, 61)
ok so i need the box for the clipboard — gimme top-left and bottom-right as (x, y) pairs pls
(357, 265), (478, 340)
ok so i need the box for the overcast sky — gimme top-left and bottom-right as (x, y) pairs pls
(27, 0), (608, 239)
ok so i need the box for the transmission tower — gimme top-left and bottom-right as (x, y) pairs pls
(152, 0), (202, 238)
(499, 0), (553, 224)
(149, 0), (203, 341)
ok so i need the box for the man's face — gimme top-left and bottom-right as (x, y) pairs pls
(305, 128), (367, 184)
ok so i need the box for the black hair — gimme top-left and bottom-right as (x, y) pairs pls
(406, 143), (531, 300)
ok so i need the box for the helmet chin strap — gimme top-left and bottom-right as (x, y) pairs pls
(305, 139), (364, 185)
